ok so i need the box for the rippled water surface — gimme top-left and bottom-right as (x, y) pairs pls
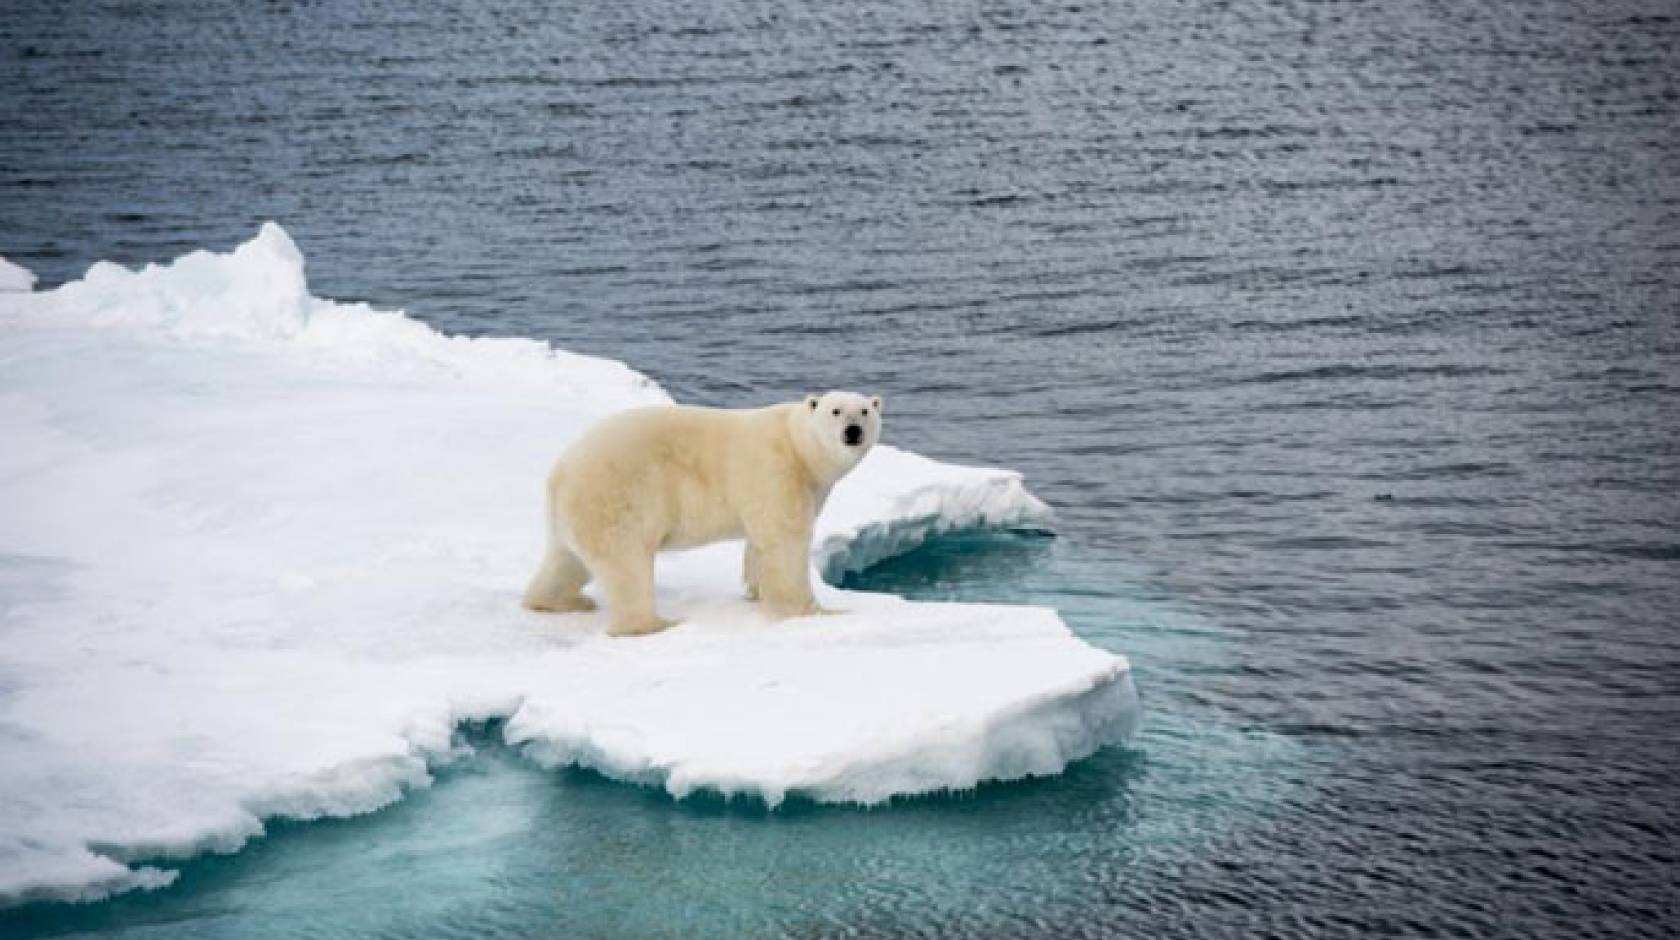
(4, 0), (1679, 936)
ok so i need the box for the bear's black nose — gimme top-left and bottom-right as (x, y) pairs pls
(844, 424), (863, 445)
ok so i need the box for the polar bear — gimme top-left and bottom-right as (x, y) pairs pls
(522, 391), (884, 636)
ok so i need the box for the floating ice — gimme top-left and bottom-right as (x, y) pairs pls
(0, 256), (34, 293)
(819, 445), (1054, 583)
(0, 226), (1138, 907)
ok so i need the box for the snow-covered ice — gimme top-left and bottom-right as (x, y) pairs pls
(0, 256), (36, 293)
(0, 225), (1138, 907)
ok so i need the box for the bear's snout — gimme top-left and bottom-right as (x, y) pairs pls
(844, 424), (864, 446)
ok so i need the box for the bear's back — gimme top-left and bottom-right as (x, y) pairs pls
(559, 403), (790, 481)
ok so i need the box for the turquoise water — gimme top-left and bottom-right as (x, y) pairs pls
(5, 536), (1300, 938)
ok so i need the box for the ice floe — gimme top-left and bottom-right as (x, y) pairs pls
(0, 225), (1138, 906)
(0, 256), (34, 293)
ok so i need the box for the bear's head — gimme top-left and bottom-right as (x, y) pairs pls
(798, 390), (883, 480)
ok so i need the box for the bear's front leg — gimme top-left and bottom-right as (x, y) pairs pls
(742, 484), (835, 620)
(749, 532), (832, 619)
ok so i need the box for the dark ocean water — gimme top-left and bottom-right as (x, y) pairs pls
(4, 0), (1680, 936)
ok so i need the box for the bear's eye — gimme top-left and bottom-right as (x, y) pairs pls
(861, 409), (869, 416)
(832, 408), (840, 416)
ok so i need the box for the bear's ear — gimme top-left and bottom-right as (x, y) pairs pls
(806, 395), (820, 411)
(871, 395), (884, 413)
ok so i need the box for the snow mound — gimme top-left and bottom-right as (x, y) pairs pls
(0, 256), (35, 293)
(0, 226), (1138, 908)
(17, 222), (664, 406)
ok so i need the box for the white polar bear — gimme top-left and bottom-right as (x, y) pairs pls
(523, 391), (884, 636)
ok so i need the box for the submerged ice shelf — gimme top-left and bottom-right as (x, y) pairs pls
(0, 227), (1139, 907)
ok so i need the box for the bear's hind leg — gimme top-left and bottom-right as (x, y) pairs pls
(588, 546), (674, 637)
(523, 544), (597, 613)
(742, 544), (762, 601)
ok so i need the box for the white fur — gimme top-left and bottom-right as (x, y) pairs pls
(524, 391), (884, 636)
